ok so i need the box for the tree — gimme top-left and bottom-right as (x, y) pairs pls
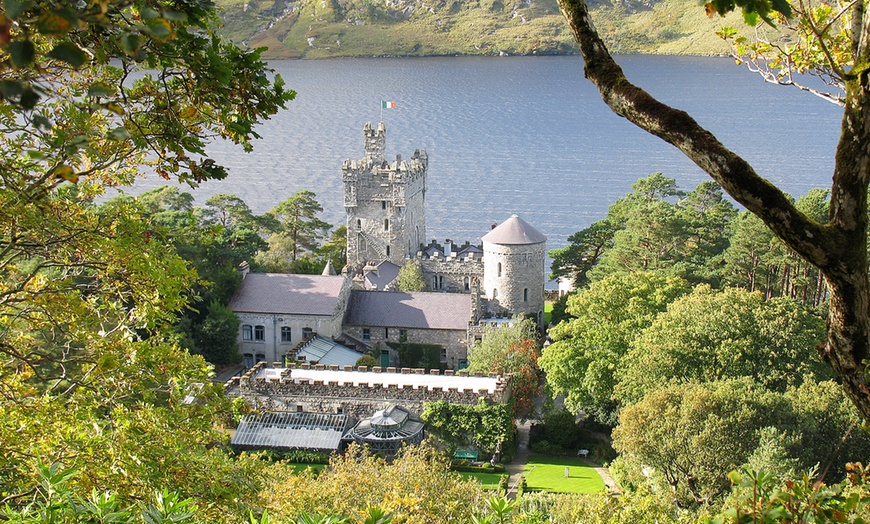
(262, 444), (488, 523)
(615, 286), (829, 405)
(0, 0), (291, 517)
(557, 0), (870, 422)
(194, 301), (242, 366)
(466, 317), (542, 418)
(539, 271), (691, 425)
(396, 259), (426, 292)
(258, 190), (332, 271)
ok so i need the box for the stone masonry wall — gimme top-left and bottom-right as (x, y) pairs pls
(482, 241), (546, 321)
(342, 325), (469, 368)
(232, 362), (511, 418)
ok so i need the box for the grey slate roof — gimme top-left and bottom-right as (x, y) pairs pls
(231, 412), (353, 451)
(364, 261), (400, 290)
(229, 273), (345, 316)
(344, 290), (471, 330)
(296, 336), (363, 367)
(481, 214), (547, 245)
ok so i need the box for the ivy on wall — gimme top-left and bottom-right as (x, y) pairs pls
(421, 400), (515, 462)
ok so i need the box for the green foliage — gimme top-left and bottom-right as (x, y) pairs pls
(387, 341), (443, 369)
(396, 260), (426, 292)
(540, 271), (691, 425)
(194, 301), (242, 365)
(258, 190), (332, 270)
(530, 409), (580, 451)
(421, 400), (515, 461)
(467, 316), (541, 417)
(356, 354), (378, 367)
(616, 285), (828, 405)
(263, 443), (487, 523)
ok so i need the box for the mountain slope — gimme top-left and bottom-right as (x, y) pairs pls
(216, 0), (745, 58)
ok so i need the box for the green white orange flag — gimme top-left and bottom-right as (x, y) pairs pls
(382, 100), (396, 109)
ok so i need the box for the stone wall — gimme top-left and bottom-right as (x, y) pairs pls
(343, 123), (427, 265)
(482, 240), (546, 322)
(417, 254), (483, 294)
(342, 324), (469, 368)
(232, 362), (511, 418)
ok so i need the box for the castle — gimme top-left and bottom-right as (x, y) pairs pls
(343, 122), (547, 325)
(230, 122), (547, 371)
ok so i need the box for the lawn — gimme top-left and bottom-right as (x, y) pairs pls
(289, 463), (326, 475)
(522, 456), (606, 494)
(459, 471), (505, 490)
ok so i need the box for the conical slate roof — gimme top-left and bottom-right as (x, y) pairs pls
(481, 214), (547, 245)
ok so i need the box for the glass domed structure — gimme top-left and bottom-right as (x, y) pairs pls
(347, 405), (425, 454)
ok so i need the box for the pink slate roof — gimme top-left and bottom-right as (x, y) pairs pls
(345, 290), (471, 330)
(229, 273), (345, 316)
(481, 214), (547, 245)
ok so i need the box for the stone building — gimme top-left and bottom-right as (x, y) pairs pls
(342, 122), (547, 324)
(343, 122), (427, 266)
(230, 272), (353, 367)
(229, 361), (511, 418)
(343, 289), (473, 369)
(482, 214), (547, 324)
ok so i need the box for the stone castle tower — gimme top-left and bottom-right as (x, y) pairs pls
(343, 122), (427, 266)
(481, 215), (547, 324)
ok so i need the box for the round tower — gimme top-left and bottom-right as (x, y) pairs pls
(482, 215), (547, 324)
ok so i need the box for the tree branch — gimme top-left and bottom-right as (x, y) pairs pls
(557, 0), (835, 269)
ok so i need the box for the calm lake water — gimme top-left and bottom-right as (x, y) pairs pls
(127, 55), (843, 256)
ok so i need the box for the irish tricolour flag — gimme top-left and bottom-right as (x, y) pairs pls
(382, 100), (397, 109)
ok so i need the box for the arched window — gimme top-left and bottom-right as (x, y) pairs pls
(242, 324), (253, 341)
(280, 326), (292, 342)
(254, 325), (265, 341)
(384, 218), (389, 231)
(497, 262), (502, 277)
(523, 288), (529, 302)
(464, 276), (470, 291)
(493, 288), (499, 299)
(356, 219), (361, 229)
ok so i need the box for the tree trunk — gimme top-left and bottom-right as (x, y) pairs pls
(557, 0), (870, 422)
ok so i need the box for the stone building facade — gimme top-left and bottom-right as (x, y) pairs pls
(230, 273), (353, 367)
(230, 361), (511, 418)
(343, 122), (427, 267)
(482, 215), (548, 324)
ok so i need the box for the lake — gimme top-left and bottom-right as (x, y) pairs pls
(126, 55), (843, 256)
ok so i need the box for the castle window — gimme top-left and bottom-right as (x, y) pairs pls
(497, 263), (502, 277)
(464, 276), (470, 291)
(386, 245), (391, 256)
(356, 219), (361, 230)
(440, 348), (447, 363)
(384, 327), (389, 339)
(524, 288), (529, 302)
(303, 327), (313, 337)
(384, 218), (389, 231)
(493, 288), (499, 299)
(432, 275), (444, 290)
(362, 328), (371, 341)
(242, 324), (253, 341)
(382, 201), (387, 210)
(255, 353), (266, 363)
(254, 325), (265, 342)
(243, 353), (254, 368)
(280, 327), (292, 342)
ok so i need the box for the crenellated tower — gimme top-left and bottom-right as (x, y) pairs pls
(343, 122), (427, 266)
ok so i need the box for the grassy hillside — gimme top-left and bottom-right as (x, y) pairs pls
(215, 0), (748, 58)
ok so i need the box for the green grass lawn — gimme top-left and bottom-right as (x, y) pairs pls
(459, 471), (505, 490)
(544, 302), (553, 325)
(289, 463), (326, 475)
(522, 456), (605, 494)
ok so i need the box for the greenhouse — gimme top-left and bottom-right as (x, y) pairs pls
(347, 405), (425, 455)
(231, 411), (355, 452)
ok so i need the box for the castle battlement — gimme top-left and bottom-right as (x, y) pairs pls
(232, 361), (511, 417)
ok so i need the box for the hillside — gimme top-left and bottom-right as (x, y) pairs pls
(215, 0), (748, 58)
